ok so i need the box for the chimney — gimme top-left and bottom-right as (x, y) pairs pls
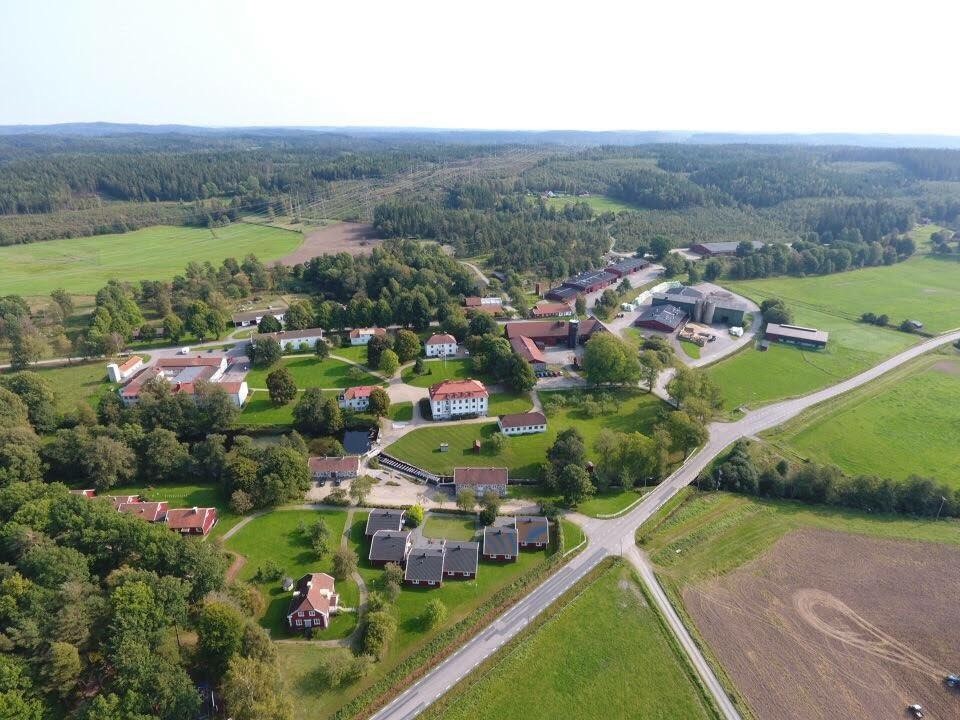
(568, 319), (580, 349)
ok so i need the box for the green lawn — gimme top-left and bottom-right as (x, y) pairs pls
(234, 390), (295, 427)
(486, 390), (533, 415)
(330, 344), (371, 365)
(109, 481), (242, 539)
(0, 223), (302, 295)
(387, 388), (667, 478)
(679, 339), (702, 359)
(577, 487), (646, 516)
(402, 359), (475, 388)
(422, 513), (478, 541)
(560, 517), (584, 549)
(225, 509), (358, 639)
(245, 356), (381, 390)
(544, 194), (640, 214)
(278, 512), (554, 716)
(388, 401), (414, 422)
(762, 351), (960, 485)
(705, 304), (916, 411)
(422, 562), (716, 720)
(6, 361), (114, 413)
(721, 225), (960, 334)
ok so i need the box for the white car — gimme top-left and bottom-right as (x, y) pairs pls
(179, 346), (190, 355)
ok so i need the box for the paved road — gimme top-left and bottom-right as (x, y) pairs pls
(370, 329), (960, 720)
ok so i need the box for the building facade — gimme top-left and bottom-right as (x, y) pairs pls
(424, 334), (458, 357)
(428, 379), (488, 420)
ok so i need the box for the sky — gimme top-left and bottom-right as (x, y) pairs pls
(1, 0), (959, 134)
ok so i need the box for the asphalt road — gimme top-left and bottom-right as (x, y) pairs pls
(371, 328), (960, 720)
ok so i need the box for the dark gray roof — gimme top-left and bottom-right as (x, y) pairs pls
(368, 530), (411, 563)
(693, 241), (764, 254)
(656, 286), (704, 302)
(483, 525), (519, 557)
(635, 304), (687, 329)
(443, 541), (480, 575)
(608, 257), (648, 274)
(765, 323), (829, 344)
(515, 516), (551, 545)
(563, 269), (617, 289)
(343, 430), (372, 455)
(404, 544), (446, 583)
(365, 509), (406, 535)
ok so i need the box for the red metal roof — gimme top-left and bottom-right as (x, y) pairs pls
(428, 379), (488, 400)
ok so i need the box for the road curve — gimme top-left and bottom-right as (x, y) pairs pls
(370, 329), (960, 720)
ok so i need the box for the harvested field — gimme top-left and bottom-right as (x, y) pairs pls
(685, 528), (960, 720)
(281, 222), (383, 263)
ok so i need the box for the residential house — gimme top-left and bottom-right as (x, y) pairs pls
(365, 508), (407, 536)
(530, 302), (573, 319)
(255, 327), (325, 352)
(349, 327), (387, 345)
(463, 296), (503, 315)
(497, 411), (547, 436)
(515, 516), (550, 549)
(428, 379), (488, 420)
(286, 572), (340, 631)
(404, 541), (446, 587)
(454, 467), (508, 498)
(308, 456), (360, 482)
(425, 333), (458, 357)
(117, 501), (168, 523)
(108, 494), (141, 508)
(232, 307), (287, 328)
(442, 541), (480, 579)
(338, 385), (377, 411)
(482, 524), (519, 561)
(70, 489), (96, 498)
(368, 529), (413, 566)
(165, 506), (218, 535)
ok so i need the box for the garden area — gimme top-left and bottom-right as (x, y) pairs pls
(245, 356), (382, 390)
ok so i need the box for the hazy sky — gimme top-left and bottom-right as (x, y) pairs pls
(2, 0), (958, 134)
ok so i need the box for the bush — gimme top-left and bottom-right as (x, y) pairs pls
(362, 611), (397, 659)
(253, 561), (284, 583)
(325, 488), (350, 506)
(406, 503), (425, 527)
(366, 591), (390, 613)
(332, 547), (358, 580)
(421, 599), (447, 630)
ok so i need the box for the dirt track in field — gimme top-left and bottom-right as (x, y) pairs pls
(684, 529), (960, 720)
(281, 222), (383, 264)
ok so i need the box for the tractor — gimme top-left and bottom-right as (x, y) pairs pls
(907, 704), (924, 719)
(946, 674), (960, 688)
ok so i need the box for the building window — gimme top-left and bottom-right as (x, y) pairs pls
(295, 619), (302, 626)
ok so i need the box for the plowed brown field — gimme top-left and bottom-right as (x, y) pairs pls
(281, 222), (382, 264)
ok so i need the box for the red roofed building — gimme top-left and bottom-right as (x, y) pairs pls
(117, 501), (169, 523)
(118, 355), (247, 408)
(464, 296), (503, 315)
(165, 506), (217, 535)
(107, 355), (144, 383)
(425, 333), (458, 357)
(349, 327), (387, 345)
(530, 302), (573, 318)
(308, 456), (360, 481)
(70, 489), (96, 498)
(338, 385), (378, 411)
(504, 318), (605, 348)
(509, 336), (547, 371)
(428, 379), (488, 420)
(108, 494), (141, 509)
(287, 573), (340, 631)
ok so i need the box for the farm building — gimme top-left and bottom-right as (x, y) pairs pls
(286, 572), (340, 631)
(365, 508), (406, 536)
(107, 355), (143, 383)
(165, 507), (217, 535)
(515, 516), (550, 549)
(108, 494), (140, 508)
(429, 379), (489, 420)
(545, 285), (581, 303)
(482, 524), (519, 561)
(308, 455), (360, 482)
(338, 385), (378, 411)
(651, 286), (746, 326)
(464, 296), (503, 315)
(232, 306), (287, 328)
(634, 304), (688, 333)
(764, 323), (829, 349)
(368, 529), (413, 566)
(255, 327), (325, 351)
(443, 541), (480, 579)
(404, 541), (446, 587)
(689, 241), (765, 257)
(605, 257), (650, 277)
(497, 411), (547, 436)
(530, 302), (573, 318)
(118, 356), (248, 407)
(349, 327), (387, 345)
(425, 333), (458, 357)
(562, 269), (619, 293)
(504, 318), (605, 348)
(117, 501), (168, 523)
(453, 467), (508, 498)
(509, 335), (547, 371)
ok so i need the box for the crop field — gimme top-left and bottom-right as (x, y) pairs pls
(639, 492), (960, 720)
(225, 509), (358, 638)
(422, 562), (716, 720)
(705, 304), (916, 411)
(721, 226), (960, 334)
(277, 512), (553, 716)
(543, 194), (640, 214)
(387, 388), (667, 478)
(763, 351), (960, 484)
(0, 223), (302, 295)
(245, 356), (382, 390)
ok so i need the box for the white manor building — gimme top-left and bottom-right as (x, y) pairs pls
(338, 385), (377, 411)
(424, 333), (458, 357)
(428, 379), (488, 420)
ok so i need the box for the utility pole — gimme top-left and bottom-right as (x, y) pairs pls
(936, 495), (946, 521)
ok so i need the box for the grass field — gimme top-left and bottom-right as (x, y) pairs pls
(0, 223), (302, 295)
(388, 401), (414, 422)
(234, 390), (296, 426)
(486, 390), (533, 415)
(679, 338), (702, 359)
(544, 194), (640, 214)
(277, 512), (553, 716)
(109, 481), (242, 539)
(721, 225), (960, 334)
(330, 345), (371, 365)
(5, 361), (114, 412)
(422, 561), (716, 720)
(705, 304), (916, 410)
(387, 388), (667, 478)
(245, 356), (382, 390)
(508, 484), (646, 517)
(762, 350), (960, 484)
(559, 517), (584, 549)
(401, 359), (477, 388)
(422, 513), (478, 541)
(224, 509), (358, 639)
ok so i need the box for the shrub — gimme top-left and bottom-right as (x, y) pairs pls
(362, 611), (397, 659)
(406, 503), (425, 527)
(253, 561), (284, 583)
(421, 599), (447, 630)
(325, 488), (350, 506)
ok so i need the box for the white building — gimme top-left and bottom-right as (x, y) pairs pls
(117, 356), (248, 407)
(231, 307), (287, 328)
(497, 411), (547, 436)
(428, 379), (488, 420)
(256, 327), (325, 352)
(349, 327), (387, 345)
(424, 333), (458, 358)
(107, 355), (144, 383)
(338, 385), (377, 411)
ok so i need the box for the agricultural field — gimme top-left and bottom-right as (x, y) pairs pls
(721, 225), (960, 334)
(705, 304), (916, 411)
(245, 356), (382, 390)
(224, 509), (358, 638)
(762, 351), (960, 484)
(0, 222), (302, 295)
(639, 492), (960, 720)
(543, 194), (640, 214)
(109, 481), (242, 539)
(276, 511), (555, 717)
(387, 388), (667, 478)
(422, 562), (717, 720)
